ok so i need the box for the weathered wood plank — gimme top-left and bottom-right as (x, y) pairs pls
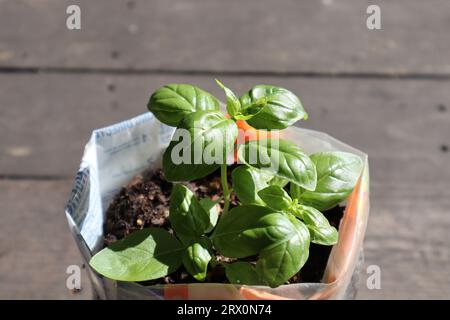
(1, 73), (449, 181)
(1, 0), (450, 74)
(357, 181), (450, 299)
(0, 179), (92, 299)
(1, 180), (449, 299)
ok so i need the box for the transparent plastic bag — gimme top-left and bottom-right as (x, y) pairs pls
(65, 113), (370, 300)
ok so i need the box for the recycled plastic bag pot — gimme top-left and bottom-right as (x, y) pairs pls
(65, 112), (370, 300)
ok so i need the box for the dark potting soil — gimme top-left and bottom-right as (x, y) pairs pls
(103, 168), (344, 286)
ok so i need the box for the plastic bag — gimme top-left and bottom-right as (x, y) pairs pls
(65, 113), (370, 300)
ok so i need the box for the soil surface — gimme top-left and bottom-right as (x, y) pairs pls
(103, 167), (344, 285)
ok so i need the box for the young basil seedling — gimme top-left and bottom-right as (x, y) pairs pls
(90, 81), (364, 288)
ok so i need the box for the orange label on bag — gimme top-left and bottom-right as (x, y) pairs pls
(164, 285), (189, 300)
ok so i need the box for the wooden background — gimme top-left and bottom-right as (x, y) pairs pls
(1, 0), (449, 299)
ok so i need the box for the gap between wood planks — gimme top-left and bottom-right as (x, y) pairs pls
(1, 66), (450, 81)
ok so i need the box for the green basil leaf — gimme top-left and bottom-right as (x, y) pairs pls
(231, 165), (274, 205)
(299, 151), (363, 211)
(238, 139), (317, 191)
(290, 183), (304, 200)
(89, 228), (183, 281)
(224, 262), (262, 285)
(239, 85), (307, 129)
(256, 217), (310, 288)
(199, 197), (219, 233)
(163, 111), (238, 181)
(170, 184), (211, 245)
(148, 84), (220, 127)
(215, 79), (241, 117)
(295, 205), (338, 246)
(269, 176), (289, 188)
(182, 237), (212, 281)
(307, 225), (338, 246)
(234, 103), (263, 121)
(258, 185), (292, 211)
(211, 205), (293, 258)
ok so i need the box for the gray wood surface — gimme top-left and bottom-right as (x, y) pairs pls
(1, 73), (450, 299)
(1, 0), (450, 75)
(358, 179), (450, 299)
(0, 179), (92, 299)
(2, 74), (449, 179)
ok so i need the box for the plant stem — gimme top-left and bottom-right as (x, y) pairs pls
(221, 164), (231, 215)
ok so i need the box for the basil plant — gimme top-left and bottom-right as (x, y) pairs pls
(90, 80), (363, 288)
